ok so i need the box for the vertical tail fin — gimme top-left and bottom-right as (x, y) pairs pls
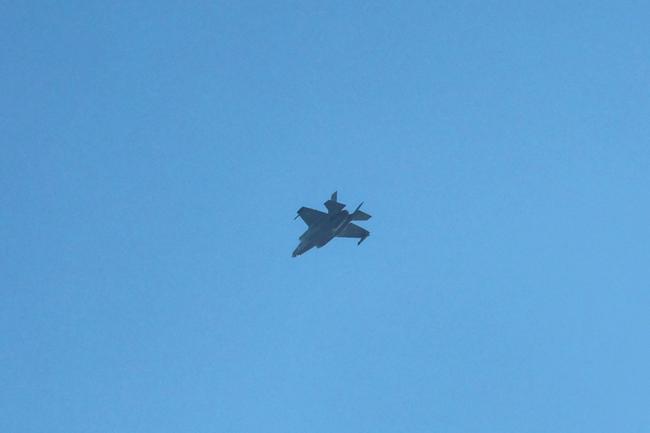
(324, 191), (345, 213)
(350, 202), (371, 220)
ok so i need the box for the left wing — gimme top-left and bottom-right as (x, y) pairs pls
(336, 223), (369, 245)
(296, 207), (326, 226)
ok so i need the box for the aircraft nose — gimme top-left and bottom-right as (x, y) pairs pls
(292, 241), (312, 257)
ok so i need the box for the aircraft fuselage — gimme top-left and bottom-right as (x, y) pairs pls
(293, 211), (352, 256)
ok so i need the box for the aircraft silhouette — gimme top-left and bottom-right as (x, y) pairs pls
(292, 191), (371, 257)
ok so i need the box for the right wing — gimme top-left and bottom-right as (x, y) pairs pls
(336, 223), (369, 242)
(296, 207), (326, 226)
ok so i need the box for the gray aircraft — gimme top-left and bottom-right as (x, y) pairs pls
(292, 191), (371, 257)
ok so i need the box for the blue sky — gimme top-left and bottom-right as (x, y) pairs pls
(2, 1), (649, 432)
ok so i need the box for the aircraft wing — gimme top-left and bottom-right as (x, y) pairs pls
(296, 207), (326, 226)
(336, 223), (369, 241)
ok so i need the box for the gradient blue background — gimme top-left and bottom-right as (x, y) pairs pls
(2, 2), (649, 432)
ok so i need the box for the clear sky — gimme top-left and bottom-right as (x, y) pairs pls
(2, 1), (649, 432)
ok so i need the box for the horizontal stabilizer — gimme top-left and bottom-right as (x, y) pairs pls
(351, 209), (371, 221)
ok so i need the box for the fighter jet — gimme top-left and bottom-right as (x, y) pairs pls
(292, 191), (371, 257)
